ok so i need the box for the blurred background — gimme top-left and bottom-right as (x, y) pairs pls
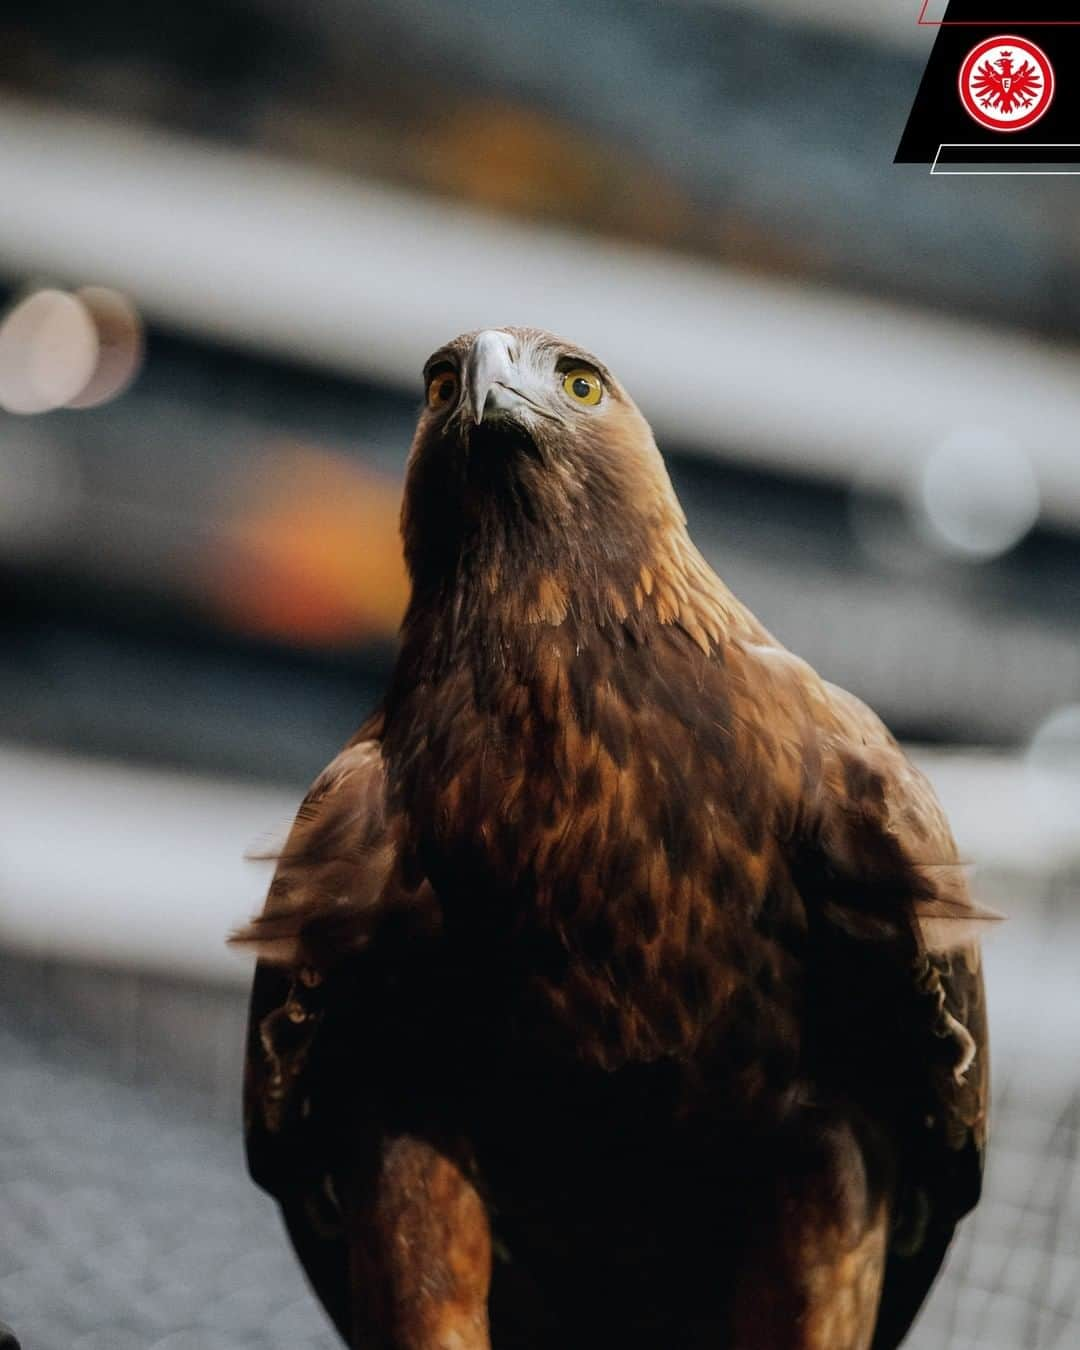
(0, 2), (1078, 1347)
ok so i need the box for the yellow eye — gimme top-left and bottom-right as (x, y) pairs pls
(561, 367), (602, 406)
(427, 369), (458, 410)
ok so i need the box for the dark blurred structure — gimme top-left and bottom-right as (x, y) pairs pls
(0, 4), (1078, 1349)
(0, 0), (1077, 781)
(2, 0), (1079, 333)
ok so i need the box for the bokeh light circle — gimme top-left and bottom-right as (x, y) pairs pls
(1025, 703), (1080, 836)
(68, 287), (144, 408)
(0, 289), (99, 415)
(914, 428), (1040, 561)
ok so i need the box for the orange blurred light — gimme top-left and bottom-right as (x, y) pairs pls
(207, 444), (409, 647)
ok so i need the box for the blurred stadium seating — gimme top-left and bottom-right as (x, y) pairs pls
(0, 2), (1078, 1347)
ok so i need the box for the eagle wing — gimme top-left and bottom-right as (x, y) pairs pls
(237, 737), (401, 1342)
(235, 739), (492, 1348)
(754, 648), (991, 1349)
(232, 736), (421, 967)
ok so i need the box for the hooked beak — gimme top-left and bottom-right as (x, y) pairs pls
(464, 329), (518, 425)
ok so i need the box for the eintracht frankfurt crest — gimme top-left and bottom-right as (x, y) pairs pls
(959, 36), (1055, 132)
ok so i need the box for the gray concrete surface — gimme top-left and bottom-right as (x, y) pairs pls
(0, 864), (1078, 1349)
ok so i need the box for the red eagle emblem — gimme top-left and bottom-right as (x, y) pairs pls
(959, 35), (1055, 133)
(971, 50), (1042, 115)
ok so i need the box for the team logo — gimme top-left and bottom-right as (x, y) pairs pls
(958, 35), (1055, 132)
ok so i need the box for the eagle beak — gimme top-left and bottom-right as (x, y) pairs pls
(465, 329), (519, 425)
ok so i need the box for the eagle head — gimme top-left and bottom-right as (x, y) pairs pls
(400, 327), (686, 601)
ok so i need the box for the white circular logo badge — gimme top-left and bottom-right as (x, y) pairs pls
(959, 35), (1055, 132)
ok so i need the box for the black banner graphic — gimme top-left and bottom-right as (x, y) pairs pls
(897, 1), (1080, 167)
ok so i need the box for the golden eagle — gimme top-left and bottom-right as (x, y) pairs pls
(234, 327), (991, 1349)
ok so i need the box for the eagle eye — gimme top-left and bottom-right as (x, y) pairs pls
(427, 369), (459, 410)
(561, 367), (603, 407)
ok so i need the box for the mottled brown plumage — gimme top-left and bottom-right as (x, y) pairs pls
(234, 327), (992, 1348)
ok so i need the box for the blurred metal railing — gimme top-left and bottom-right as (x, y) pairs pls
(1, 98), (1080, 533)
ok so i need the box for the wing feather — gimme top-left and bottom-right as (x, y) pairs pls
(780, 663), (990, 1345)
(230, 739), (437, 967)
